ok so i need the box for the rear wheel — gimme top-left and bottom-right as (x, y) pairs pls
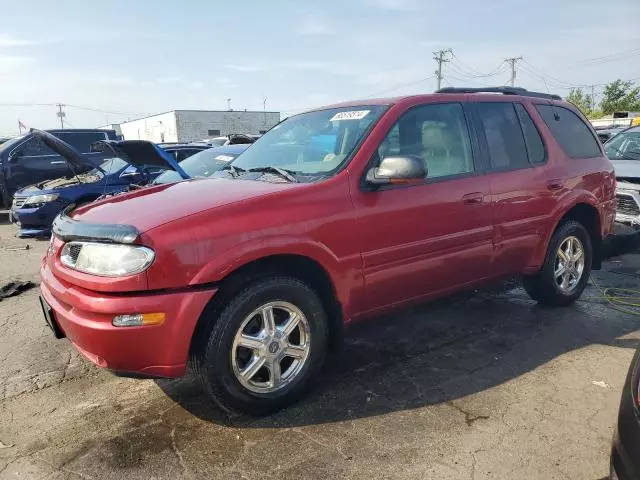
(522, 220), (592, 306)
(195, 276), (328, 415)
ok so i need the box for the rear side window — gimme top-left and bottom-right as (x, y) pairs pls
(56, 132), (107, 153)
(535, 105), (601, 158)
(477, 102), (529, 170)
(514, 104), (545, 164)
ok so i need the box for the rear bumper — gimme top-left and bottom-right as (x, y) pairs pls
(40, 263), (216, 378)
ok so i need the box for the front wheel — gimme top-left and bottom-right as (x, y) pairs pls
(195, 276), (329, 415)
(522, 221), (592, 306)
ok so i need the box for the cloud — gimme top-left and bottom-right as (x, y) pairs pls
(224, 64), (263, 72)
(157, 76), (184, 84)
(0, 33), (37, 47)
(189, 81), (204, 90)
(361, 0), (420, 11)
(296, 17), (335, 36)
(0, 55), (34, 64)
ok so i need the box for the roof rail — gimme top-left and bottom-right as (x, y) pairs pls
(436, 86), (562, 101)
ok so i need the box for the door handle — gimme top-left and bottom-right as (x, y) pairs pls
(547, 179), (563, 191)
(50, 161), (66, 165)
(462, 192), (484, 205)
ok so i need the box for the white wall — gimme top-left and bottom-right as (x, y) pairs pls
(175, 111), (280, 142)
(119, 112), (179, 142)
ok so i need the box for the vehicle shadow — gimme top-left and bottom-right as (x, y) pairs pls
(157, 272), (640, 428)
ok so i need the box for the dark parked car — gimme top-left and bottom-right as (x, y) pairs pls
(153, 143), (250, 185)
(0, 128), (120, 208)
(41, 86), (615, 415)
(198, 134), (255, 147)
(610, 349), (640, 479)
(10, 131), (198, 237)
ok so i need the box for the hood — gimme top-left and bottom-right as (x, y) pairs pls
(70, 178), (302, 232)
(94, 140), (189, 179)
(611, 160), (640, 180)
(30, 129), (103, 173)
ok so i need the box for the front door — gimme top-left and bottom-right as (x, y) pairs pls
(352, 102), (495, 314)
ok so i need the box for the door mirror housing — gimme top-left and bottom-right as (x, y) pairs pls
(365, 155), (426, 186)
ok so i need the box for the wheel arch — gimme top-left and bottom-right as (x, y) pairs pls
(189, 253), (345, 361)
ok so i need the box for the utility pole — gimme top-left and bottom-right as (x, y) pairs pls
(505, 57), (523, 87)
(591, 85), (595, 112)
(263, 98), (267, 128)
(433, 48), (452, 90)
(226, 98), (232, 111)
(56, 103), (66, 129)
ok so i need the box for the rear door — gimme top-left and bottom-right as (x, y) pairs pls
(353, 102), (495, 313)
(472, 101), (555, 275)
(4, 136), (73, 192)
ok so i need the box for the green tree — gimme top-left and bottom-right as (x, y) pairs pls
(566, 88), (593, 116)
(600, 79), (640, 114)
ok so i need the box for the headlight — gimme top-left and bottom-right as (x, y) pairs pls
(60, 242), (154, 277)
(23, 193), (59, 205)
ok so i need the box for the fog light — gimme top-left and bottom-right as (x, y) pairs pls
(112, 313), (165, 327)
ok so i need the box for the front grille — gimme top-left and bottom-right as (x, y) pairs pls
(616, 193), (640, 216)
(12, 198), (25, 208)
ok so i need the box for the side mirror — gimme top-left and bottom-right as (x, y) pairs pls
(365, 155), (426, 186)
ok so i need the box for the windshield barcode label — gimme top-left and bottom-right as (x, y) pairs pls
(329, 110), (370, 122)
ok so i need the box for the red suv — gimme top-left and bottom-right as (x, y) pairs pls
(41, 87), (616, 414)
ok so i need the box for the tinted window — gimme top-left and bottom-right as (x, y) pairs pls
(207, 129), (220, 136)
(515, 103), (545, 164)
(172, 148), (204, 162)
(477, 103), (529, 170)
(535, 105), (601, 158)
(377, 103), (474, 179)
(56, 132), (106, 152)
(20, 137), (56, 156)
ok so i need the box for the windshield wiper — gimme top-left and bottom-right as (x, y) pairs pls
(248, 166), (298, 183)
(607, 145), (638, 161)
(221, 164), (246, 178)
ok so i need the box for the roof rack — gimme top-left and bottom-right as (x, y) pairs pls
(436, 86), (562, 101)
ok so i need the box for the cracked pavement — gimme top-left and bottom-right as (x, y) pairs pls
(0, 221), (638, 479)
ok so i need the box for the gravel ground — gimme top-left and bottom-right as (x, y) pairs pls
(0, 218), (638, 479)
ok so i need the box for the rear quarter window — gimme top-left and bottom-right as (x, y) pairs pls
(535, 104), (601, 158)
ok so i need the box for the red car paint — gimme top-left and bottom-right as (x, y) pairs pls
(40, 93), (616, 377)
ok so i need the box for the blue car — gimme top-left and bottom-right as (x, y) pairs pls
(9, 130), (201, 237)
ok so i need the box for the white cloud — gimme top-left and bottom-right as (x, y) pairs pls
(224, 64), (263, 72)
(0, 55), (34, 64)
(0, 33), (37, 47)
(189, 81), (204, 90)
(361, 0), (420, 11)
(157, 76), (184, 84)
(296, 17), (335, 36)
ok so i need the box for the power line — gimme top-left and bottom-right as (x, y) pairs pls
(450, 54), (507, 78)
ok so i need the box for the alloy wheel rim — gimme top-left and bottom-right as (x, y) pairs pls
(554, 236), (585, 293)
(231, 301), (311, 394)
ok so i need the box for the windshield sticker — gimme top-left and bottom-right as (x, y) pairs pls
(215, 155), (235, 162)
(329, 110), (370, 122)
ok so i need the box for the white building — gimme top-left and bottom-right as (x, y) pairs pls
(97, 123), (123, 137)
(118, 110), (281, 143)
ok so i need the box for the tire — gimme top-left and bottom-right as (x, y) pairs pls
(195, 276), (329, 415)
(522, 220), (592, 307)
(0, 180), (10, 209)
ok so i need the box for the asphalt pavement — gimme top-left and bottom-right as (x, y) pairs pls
(1, 219), (639, 479)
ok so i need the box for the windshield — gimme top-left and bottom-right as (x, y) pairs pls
(221, 105), (387, 178)
(605, 130), (640, 160)
(0, 135), (25, 155)
(87, 157), (129, 178)
(153, 148), (242, 184)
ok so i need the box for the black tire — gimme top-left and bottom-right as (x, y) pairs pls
(522, 220), (592, 307)
(0, 180), (10, 209)
(195, 276), (329, 415)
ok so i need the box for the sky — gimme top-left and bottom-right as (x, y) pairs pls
(0, 0), (639, 135)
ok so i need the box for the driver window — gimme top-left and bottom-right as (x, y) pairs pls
(377, 103), (474, 179)
(18, 137), (57, 157)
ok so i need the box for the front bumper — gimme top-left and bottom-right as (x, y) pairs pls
(40, 262), (216, 378)
(10, 200), (68, 236)
(610, 351), (640, 480)
(616, 186), (640, 226)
